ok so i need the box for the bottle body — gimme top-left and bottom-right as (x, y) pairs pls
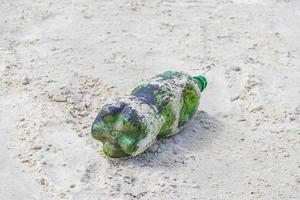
(91, 71), (206, 157)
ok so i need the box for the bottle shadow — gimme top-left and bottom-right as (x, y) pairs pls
(108, 110), (222, 168)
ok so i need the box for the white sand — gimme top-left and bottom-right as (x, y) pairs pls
(1, 0), (300, 199)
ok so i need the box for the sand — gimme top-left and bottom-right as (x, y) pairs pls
(0, 0), (300, 199)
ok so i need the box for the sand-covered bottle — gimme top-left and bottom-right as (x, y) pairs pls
(91, 71), (207, 158)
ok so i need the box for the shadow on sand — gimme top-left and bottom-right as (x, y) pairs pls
(108, 110), (222, 168)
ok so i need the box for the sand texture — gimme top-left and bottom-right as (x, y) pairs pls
(0, 0), (300, 199)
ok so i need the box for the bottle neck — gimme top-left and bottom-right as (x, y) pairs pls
(193, 75), (207, 92)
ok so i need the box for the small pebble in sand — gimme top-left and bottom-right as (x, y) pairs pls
(22, 77), (31, 85)
(232, 66), (241, 71)
(69, 184), (75, 188)
(32, 146), (42, 150)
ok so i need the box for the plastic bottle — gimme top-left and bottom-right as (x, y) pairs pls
(91, 71), (207, 158)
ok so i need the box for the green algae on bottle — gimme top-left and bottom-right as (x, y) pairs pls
(91, 71), (207, 158)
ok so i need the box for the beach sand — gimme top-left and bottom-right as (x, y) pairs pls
(1, 0), (300, 199)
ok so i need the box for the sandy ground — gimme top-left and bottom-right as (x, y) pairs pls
(1, 0), (300, 199)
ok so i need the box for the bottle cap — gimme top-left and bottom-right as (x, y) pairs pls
(193, 75), (207, 92)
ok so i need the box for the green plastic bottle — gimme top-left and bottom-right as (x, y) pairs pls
(91, 71), (207, 158)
